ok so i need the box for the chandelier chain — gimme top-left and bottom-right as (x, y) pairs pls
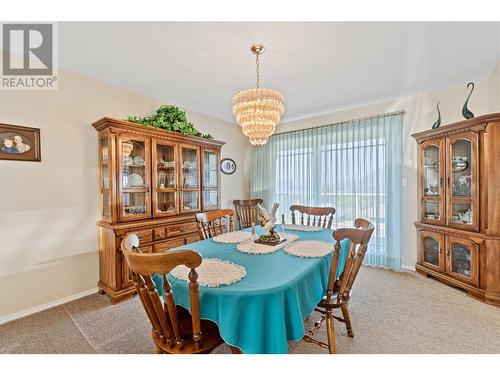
(256, 53), (260, 88)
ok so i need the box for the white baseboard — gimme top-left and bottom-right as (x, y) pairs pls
(401, 264), (416, 271)
(0, 287), (99, 325)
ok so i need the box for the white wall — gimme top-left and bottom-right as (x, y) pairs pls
(277, 66), (500, 269)
(0, 69), (250, 320)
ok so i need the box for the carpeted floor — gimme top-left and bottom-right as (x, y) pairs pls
(1, 266), (499, 354)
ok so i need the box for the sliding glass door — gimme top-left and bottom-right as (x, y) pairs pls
(252, 113), (403, 269)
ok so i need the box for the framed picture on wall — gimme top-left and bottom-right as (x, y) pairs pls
(220, 158), (236, 175)
(0, 123), (41, 162)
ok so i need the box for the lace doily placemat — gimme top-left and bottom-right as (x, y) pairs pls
(170, 258), (246, 287)
(283, 224), (324, 232)
(283, 240), (334, 258)
(236, 233), (299, 255)
(212, 231), (253, 244)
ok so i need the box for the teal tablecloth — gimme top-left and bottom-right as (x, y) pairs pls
(152, 225), (349, 354)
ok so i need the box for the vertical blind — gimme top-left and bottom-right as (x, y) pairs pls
(251, 112), (403, 269)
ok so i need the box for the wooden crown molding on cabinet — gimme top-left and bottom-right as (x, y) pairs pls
(412, 112), (500, 143)
(92, 117), (225, 148)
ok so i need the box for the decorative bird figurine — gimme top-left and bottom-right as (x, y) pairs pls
(258, 202), (279, 226)
(258, 202), (279, 236)
(432, 101), (441, 129)
(462, 82), (475, 119)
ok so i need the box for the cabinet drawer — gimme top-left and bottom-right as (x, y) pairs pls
(185, 234), (200, 244)
(139, 245), (152, 253)
(154, 227), (166, 241)
(122, 229), (153, 244)
(153, 238), (185, 253)
(166, 222), (198, 238)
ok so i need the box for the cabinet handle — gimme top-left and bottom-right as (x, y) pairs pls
(446, 248), (450, 256)
(439, 177), (443, 188)
(447, 177), (450, 187)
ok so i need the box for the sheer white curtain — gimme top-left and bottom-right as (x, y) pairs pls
(251, 112), (403, 269)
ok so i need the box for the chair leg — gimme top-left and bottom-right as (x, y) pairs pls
(325, 311), (336, 354)
(341, 304), (354, 337)
(230, 345), (242, 354)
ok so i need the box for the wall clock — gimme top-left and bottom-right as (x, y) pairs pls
(220, 158), (236, 175)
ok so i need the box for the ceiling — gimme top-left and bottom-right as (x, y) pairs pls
(59, 22), (500, 123)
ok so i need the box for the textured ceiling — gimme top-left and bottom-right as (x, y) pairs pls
(59, 22), (500, 122)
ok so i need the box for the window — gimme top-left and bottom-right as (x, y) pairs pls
(251, 113), (403, 269)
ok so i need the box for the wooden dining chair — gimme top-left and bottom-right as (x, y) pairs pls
(233, 199), (263, 229)
(303, 218), (374, 354)
(121, 234), (223, 354)
(289, 205), (336, 229)
(195, 208), (235, 240)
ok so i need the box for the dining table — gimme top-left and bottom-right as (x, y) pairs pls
(152, 224), (349, 354)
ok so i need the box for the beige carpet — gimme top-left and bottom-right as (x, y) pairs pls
(1, 266), (499, 354)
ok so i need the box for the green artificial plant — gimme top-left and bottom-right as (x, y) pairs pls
(127, 105), (213, 139)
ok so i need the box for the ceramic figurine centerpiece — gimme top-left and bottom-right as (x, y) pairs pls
(257, 202), (281, 244)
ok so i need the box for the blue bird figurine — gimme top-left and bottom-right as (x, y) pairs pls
(432, 101), (441, 129)
(462, 82), (475, 119)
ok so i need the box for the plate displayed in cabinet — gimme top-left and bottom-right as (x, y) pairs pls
(127, 173), (144, 187)
(452, 160), (469, 172)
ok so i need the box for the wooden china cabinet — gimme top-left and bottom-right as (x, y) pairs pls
(413, 113), (500, 306)
(92, 117), (224, 303)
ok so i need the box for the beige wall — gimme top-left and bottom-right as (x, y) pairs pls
(1, 59), (498, 320)
(0, 69), (250, 320)
(278, 67), (499, 269)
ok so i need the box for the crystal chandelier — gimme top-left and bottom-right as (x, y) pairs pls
(233, 44), (285, 146)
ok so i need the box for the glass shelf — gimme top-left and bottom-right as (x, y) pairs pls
(182, 190), (199, 211)
(451, 140), (472, 198)
(423, 236), (440, 268)
(118, 137), (150, 220)
(181, 147), (199, 190)
(450, 244), (472, 278)
(423, 200), (440, 221)
(423, 145), (440, 197)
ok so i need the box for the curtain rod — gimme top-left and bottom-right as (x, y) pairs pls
(273, 110), (405, 137)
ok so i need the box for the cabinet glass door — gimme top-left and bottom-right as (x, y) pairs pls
(180, 145), (200, 213)
(152, 141), (178, 217)
(447, 134), (478, 230)
(117, 135), (151, 221)
(419, 231), (444, 272)
(420, 141), (445, 225)
(446, 237), (479, 286)
(99, 134), (112, 221)
(202, 149), (219, 210)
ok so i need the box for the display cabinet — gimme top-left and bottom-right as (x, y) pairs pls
(413, 113), (500, 306)
(92, 117), (224, 303)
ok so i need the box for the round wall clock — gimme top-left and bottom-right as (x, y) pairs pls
(220, 158), (236, 175)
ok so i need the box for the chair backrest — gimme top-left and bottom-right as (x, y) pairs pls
(327, 218), (374, 303)
(289, 205), (336, 229)
(233, 199), (263, 229)
(195, 208), (235, 240)
(121, 234), (203, 351)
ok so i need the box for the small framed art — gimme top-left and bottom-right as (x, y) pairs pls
(0, 123), (41, 162)
(220, 158), (236, 175)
